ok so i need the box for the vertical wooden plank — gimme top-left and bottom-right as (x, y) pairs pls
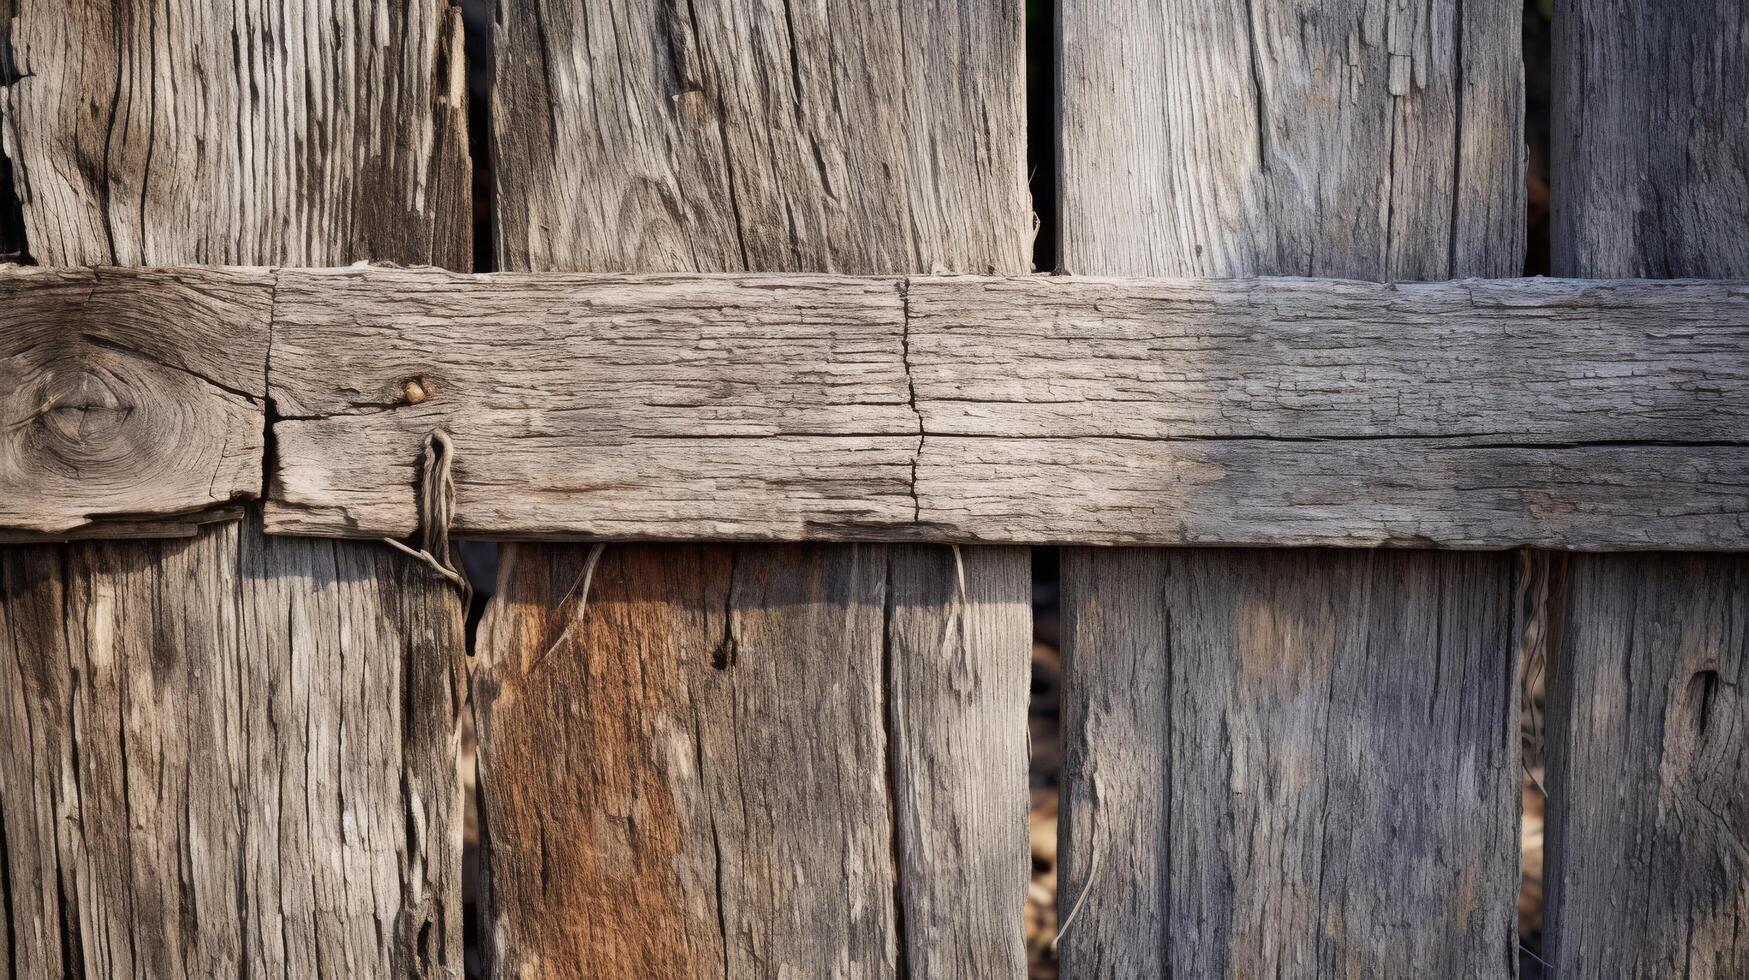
(478, 0), (1032, 975)
(1057, 0), (1525, 974)
(1543, 557), (1748, 976)
(1062, 550), (1519, 976)
(1545, 4), (1749, 973)
(0, 2), (469, 976)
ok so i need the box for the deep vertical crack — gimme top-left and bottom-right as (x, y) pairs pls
(898, 279), (923, 524)
(1447, 0), (1467, 279)
(1242, 0), (1270, 173)
(0, 6), (32, 264)
(880, 554), (912, 977)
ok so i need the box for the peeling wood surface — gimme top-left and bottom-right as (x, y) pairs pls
(479, 0), (1033, 975)
(1543, 3), (1749, 972)
(0, 1), (468, 975)
(1057, 0), (1525, 974)
(0, 267), (272, 535)
(1060, 549), (1520, 976)
(0, 507), (246, 546)
(0, 523), (465, 979)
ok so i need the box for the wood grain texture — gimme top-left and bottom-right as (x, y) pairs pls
(266, 267), (918, 539)
(251, 268), (1749, 549)
(492, 0), (1029, 275)
(1, 0), (470, 268)
(481, 0), (1033, 974)
(0, 1), (470, 976)
(915, 436), (1748, 550)
(1, 267), (272, 534)
(1057, 0), (1525, 973)
(474, 544), (1030, 977)
(0, 522), (465, 979)
(1060, 549), (1519, 977)
(5, 265), (1746, 549)
(884, 546), (1032, 977)
(1058, 0), (1523, 279)
(1543, 555), (1749, 977)
(1544, 3), (1749, 973)
(1551, 0), (1749, 279)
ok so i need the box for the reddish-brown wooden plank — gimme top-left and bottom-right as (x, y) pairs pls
(477, 0), (1033, 975)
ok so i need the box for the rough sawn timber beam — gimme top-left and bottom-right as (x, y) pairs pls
(4, 264), (1748, 550)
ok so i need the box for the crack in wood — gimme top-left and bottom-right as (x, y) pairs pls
(6, 266), (1749, 547)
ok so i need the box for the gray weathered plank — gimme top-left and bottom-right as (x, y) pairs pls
(1544, 2), (1749, 973)
(4, 265), (1747, 550)
(0, 524), (465, 979)
(0, 1), (469, 976)
(1551, 0), (1749, 280)
(1543, 555), (1749, 977)
(1, 267), (273, 535)
(479, 0), (1033, 975)
(492, 0), (1030, 276)
(1058, 0), (1523, 280)
(2, 0), (470, 268)
(1057, 0), (1524, 974)
(1061, 549), (1519, 977)
(260, 269), (1748, 549)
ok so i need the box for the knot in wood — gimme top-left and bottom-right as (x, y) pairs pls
(1, 270), (272, 536)
(33, 366), (135, 446)
(402, 376), (432, 404)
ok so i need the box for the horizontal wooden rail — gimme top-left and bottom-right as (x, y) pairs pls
(5, 265), (1747, 549)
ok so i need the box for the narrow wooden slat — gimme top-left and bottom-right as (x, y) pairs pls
(478, 0), (1032, 975)
(1544, 556), (1749, 975)
(885, 546), (1032, 975)
(0, 2), (469, 975)
(1056, 0), (1524, 974)
(1544, 1), (1749, 972)
(1, 267), (273, 535)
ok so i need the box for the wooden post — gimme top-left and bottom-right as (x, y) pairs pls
(1544, 1), (1749, 973)
(0, 2), (469, 975)
(475, 0), (1033, 975)
(1056, 0), (1525, 974)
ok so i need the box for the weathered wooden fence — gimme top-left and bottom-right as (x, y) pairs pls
(1, 1), (1745, 978)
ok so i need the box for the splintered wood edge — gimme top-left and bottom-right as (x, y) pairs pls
(2, 265), (1746, 549)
